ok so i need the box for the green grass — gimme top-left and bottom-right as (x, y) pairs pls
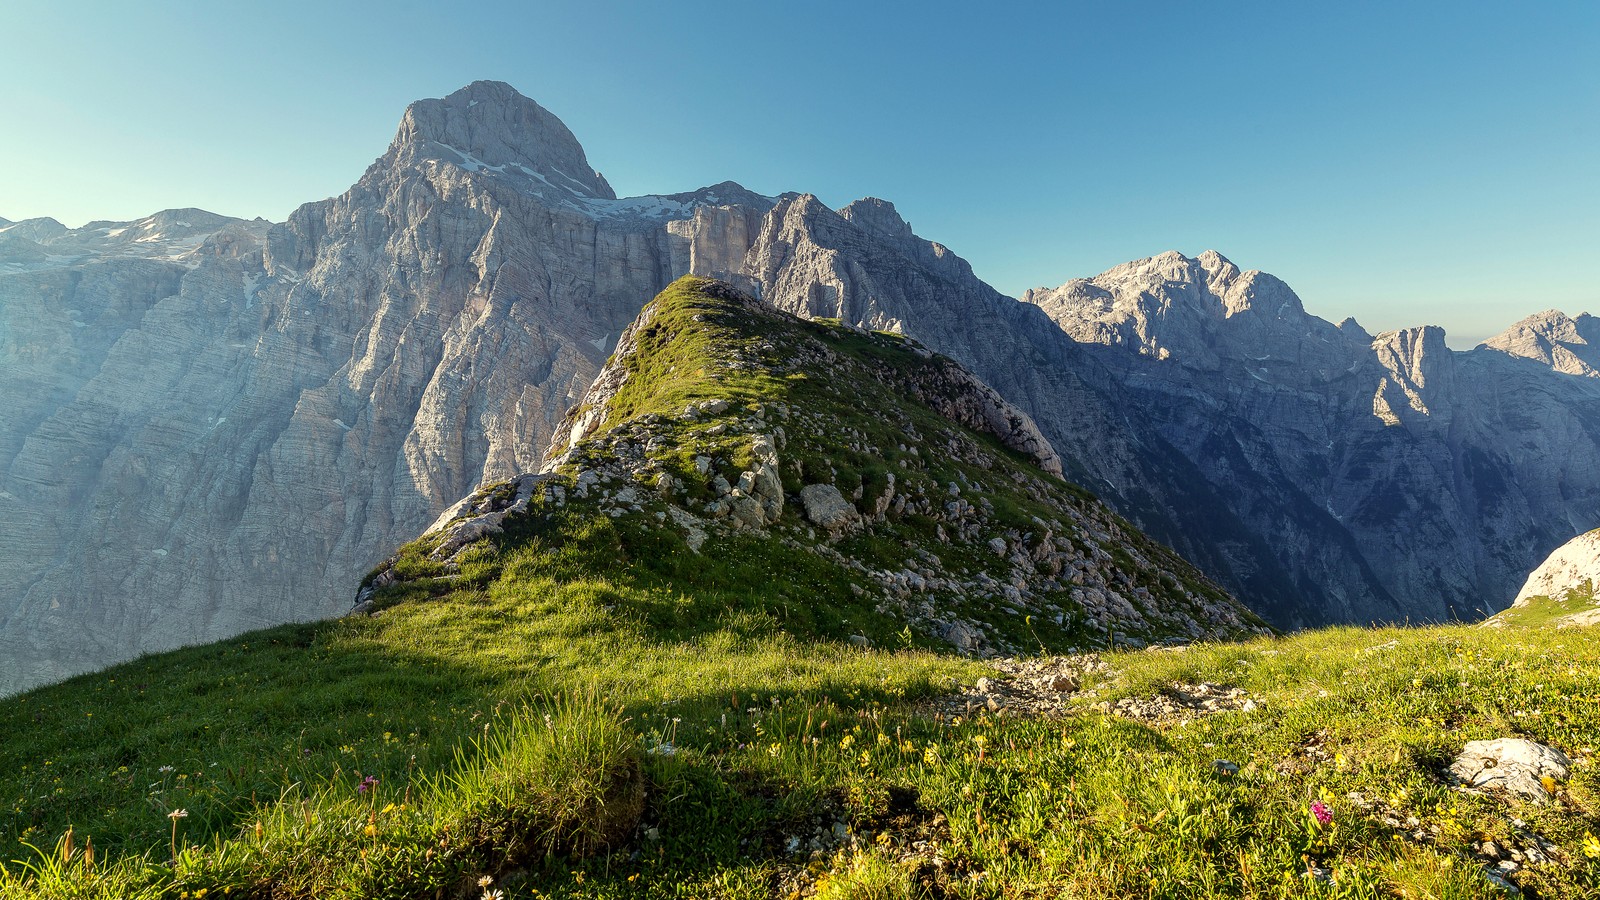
(1494, 580), (1600, 628)
(1, 278), (1596, 897)
(5, 599), (1599, 898)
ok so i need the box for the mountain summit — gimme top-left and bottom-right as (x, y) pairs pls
(390, 80), (616, 199)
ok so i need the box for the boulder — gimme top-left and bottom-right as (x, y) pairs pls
(943, 620), (982, 654)
(1449, 738), (1570, 801)
(799, 484), (861, 533)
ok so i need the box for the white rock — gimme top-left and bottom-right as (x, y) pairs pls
(1449, 738), (1570, 801)
(799, 483), (860, 533)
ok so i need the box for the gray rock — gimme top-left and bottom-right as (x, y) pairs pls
(799, 483), (861, 534)
(943, 620), (982, 654)
(1044, 673), (1077, 693)
(1449, 738), (1570, 801)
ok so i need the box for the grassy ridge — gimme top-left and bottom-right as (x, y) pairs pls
(1, 278), (1596, 897)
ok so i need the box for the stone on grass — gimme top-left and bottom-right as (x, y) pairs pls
(799, 483), (861, 533)
(1448, 738), (1570, 802)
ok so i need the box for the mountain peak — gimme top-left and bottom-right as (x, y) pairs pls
(840, 197), (914, 243)
(0, 216), (67, 242)
(391, 82), (615, 200)
(1481, 308), (1600, 376)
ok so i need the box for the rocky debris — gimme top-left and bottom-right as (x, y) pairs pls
(1342, 790), (1432, 842)
(664, 506), (708, 553)
(1346, 785), (1561, 891)
(922, 655), (1261, 726)
(926, 655), (1108, 718)
(1096, 681), (1261, 724)
(1448, 738), (1570, 802)
(870, 353), (1063, 478)
(1273, 729), (1338, 778)
(799, 483), (862, 535)
(425, 474), (549, 559)
(1467, 819), (1563, 890)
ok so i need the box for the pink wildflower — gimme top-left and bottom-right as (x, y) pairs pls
(1310, 801), (1332, 826)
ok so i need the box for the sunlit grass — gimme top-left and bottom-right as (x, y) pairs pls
(2, 278), (1596, 897)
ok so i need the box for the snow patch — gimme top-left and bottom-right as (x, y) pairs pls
(242, 273), (263, 307)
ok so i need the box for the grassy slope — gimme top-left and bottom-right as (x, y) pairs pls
(1494, 581), (1600, 628)
(0, 279), (1597, 898)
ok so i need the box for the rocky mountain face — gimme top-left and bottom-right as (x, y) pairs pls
(4, 81), (1594, 691)
(0, 82), (776, 692)
(1512, 528), (1600, 607)
(363, 277), (1265, 654)
(1481, 528), (1600, 630)
(1021, 254), (1600, 622)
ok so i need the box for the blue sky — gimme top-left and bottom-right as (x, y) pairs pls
(2, 1), (1595, 346)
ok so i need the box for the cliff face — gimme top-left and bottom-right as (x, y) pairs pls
(0, 83), (775, 692)
(1022, 254), (1600, 622)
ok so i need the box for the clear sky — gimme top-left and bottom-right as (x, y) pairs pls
(2, 0), (1596, 346)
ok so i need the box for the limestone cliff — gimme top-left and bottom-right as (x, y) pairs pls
(1023, 252), (1600, 623)
(0, 84), (774, 692)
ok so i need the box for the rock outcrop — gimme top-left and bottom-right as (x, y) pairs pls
(1449, 739), (1571, 802)
(1513, 528), (1600, 606)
